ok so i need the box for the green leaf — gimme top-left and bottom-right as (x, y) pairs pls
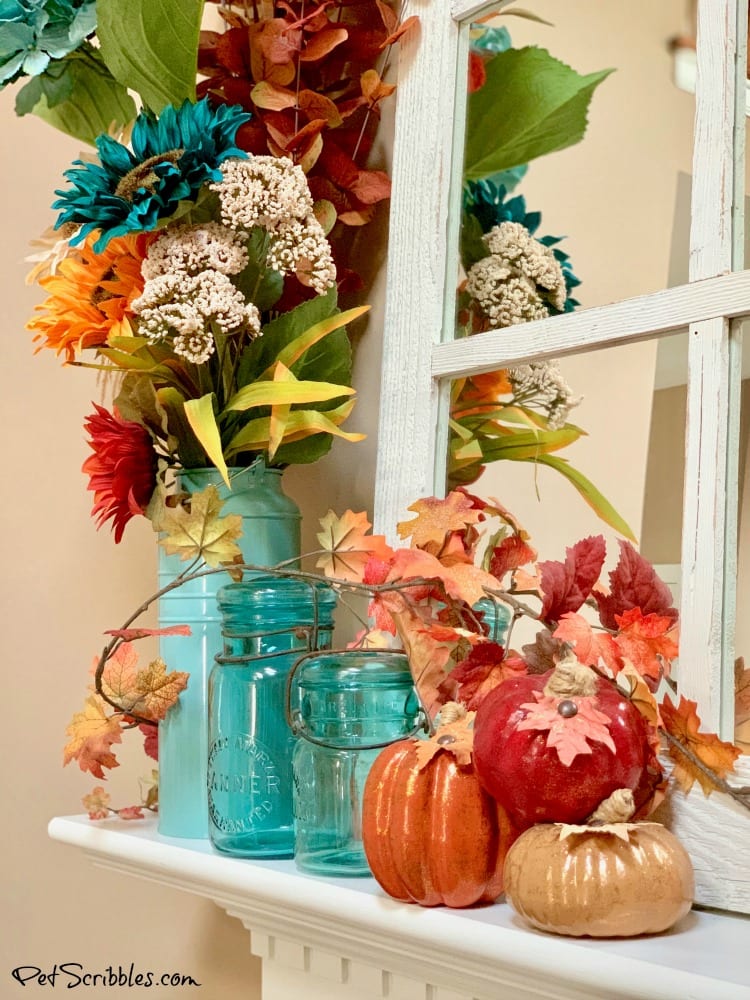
(478, 425), (583, 461)
(226, 378), (355, 413)
(271, 306), (369, 374)
(96, 0), (204, 112)
(156, 387), (205, 468)
(459, 212), (489, 271)
(527, 454), (636, 541)
(225, 402), (363, 458)
(238, 289), (339, 384)
(232, 228), (284, 312)
(183, 393), (230, 485)
(464, 47), (613, 180)
(20, 46), (135, 145)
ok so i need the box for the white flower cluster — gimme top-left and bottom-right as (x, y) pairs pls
(133, 223), (260, 364)
(141, 222), (248, 280)
(507, 360), (582, 430)
(466, 221), (567, 329)
(212, 156), (336, 295)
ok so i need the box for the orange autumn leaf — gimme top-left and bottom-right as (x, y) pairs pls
(660, 695), (741, 795)
(158, 486), (243, 567)
(414, 710), (476, 769)
(316, 509), (393, 581)
(613, 608), (679, 682)
(397, 492), (481, 548)
(617, 661), (662, 730)
(63, 694), (123, 778)
(100, 645), (189, 722)
(133, 658), (190, 721)
(554, 613), (623, 676)
(516, 692), (616, 767)
(82, 786), (111, 820)
(386, 546), (496, 607)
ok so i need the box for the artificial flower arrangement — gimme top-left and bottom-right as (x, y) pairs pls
(12, 0), (636, 539)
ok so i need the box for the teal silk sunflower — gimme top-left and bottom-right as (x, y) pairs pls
(53, 98), (251, 251)
(0, 0), (96, 85)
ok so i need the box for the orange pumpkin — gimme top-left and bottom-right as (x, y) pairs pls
(361, 705), (518, 908)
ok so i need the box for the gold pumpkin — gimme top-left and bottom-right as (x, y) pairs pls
(503, 790), (694, 937)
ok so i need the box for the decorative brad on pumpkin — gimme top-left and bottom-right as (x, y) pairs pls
(361, 703), (518, 908)
(473, 652), (662, 826)
(503, 790), (695, 937)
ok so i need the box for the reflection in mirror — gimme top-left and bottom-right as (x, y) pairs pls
(452, 3), (696, 338)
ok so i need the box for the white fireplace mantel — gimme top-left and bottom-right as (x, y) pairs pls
(49, 816), (749, 1000)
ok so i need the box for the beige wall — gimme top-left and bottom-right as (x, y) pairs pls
(1, 1), (701, 997)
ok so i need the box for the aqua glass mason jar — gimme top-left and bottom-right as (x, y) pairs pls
(474, 596), (512, 645)
(207, 576), (336, 858)
(290, 650), (420, 876)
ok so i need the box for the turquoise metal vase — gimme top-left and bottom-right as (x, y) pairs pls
(157, 460), (301, 839)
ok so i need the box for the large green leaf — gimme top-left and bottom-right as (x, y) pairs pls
(17, 45), (135, 145)
(225, 377), (355, 413)
(464, 47), (613, 181)
(528, 454), (636, 541)
(183, 393), (229, 483)
(96, 0), (204, 113)
(478, 425), (583, 462)
(237, 289), (339, 384)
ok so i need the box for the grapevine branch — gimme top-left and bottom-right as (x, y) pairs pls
(660, 728), (750, 814)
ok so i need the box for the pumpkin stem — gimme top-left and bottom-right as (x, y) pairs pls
(439, 701), (467, 725)
(544, 651), (598, 698)
(588, 788), (636, 824)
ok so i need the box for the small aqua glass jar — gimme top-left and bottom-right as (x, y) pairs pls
(208, 576), (336, 858)
(474, 596), (512, 644)
(289, 650), (421, 876)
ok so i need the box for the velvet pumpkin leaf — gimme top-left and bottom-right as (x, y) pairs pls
(464, 47), (613, 180)
(96, 0), (204, 112)
(414, 711), (476, 769)
(157, 484), (243, 567)
(516, 691), (616, 767)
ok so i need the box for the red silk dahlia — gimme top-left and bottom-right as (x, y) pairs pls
(82, 404), (157, 542)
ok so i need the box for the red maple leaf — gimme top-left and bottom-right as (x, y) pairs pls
(439, 641), (526, 710)
(613, 608), (679, 682)
(539, 535), (606, 623)
(596, 540), (678, 630)
(488, 535), (537, 580)
(140, 723), (158, 762)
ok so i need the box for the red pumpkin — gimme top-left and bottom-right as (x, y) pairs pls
(362, 706), (518, 908)
(473, 656), (662, 827)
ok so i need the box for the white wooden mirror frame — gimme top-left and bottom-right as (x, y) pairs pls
(374, 0), (750, 914)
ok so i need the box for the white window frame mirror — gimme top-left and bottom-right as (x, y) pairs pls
(374, 0), (750, 913)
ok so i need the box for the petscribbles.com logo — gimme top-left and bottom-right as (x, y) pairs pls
(11, 964), (201, 989)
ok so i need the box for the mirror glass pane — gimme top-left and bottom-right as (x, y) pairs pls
(452, 2), (696, 339)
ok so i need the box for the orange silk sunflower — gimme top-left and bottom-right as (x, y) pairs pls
(27, 232), (151, 362)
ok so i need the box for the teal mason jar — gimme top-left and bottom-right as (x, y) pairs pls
(474, 596), (512, 645)
(208, 577), (336, 858)
(290, 650), (420, 876)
